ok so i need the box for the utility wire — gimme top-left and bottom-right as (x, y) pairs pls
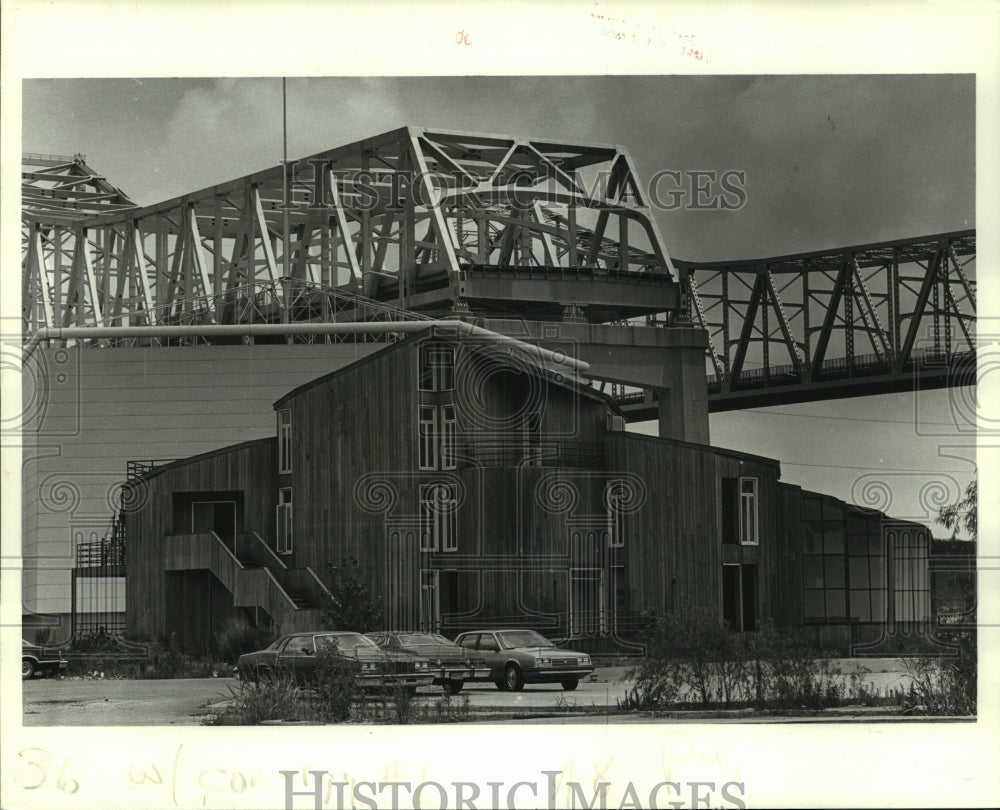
(732, 408), (965, 426)
(782, 461), (970, 472)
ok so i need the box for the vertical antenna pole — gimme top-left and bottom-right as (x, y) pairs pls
(282, 77), (290, 279)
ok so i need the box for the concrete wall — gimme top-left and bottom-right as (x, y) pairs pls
(21, 341), (383, 623)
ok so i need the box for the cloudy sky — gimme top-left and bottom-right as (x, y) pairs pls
(21, 74), (978, 532)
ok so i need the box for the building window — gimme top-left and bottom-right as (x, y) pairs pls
(420, 482), (458, 552)
(846, 512), (887, 623)
(276, 488), (293, 554)
(418, 405), (457, 471)
(441, 405), (456, 469)
(801, 495), (848, 621)
(606, 479), (626, 548)
(419, 406), (436, 470)
(418, 343), (455, 392)
(420, 569), (440, 632)
(278, 408), (292, 474)
(739, 477), (758, 545)
(889, 528), (930, 623)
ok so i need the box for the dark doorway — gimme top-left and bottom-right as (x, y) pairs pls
(722, 563), (758, 631)
(191, 500), (236, 540)
(722, 565), (741, 630)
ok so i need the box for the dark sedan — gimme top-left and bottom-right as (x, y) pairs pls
(366, 631), (491, 694)
(454, 629), (593, 691)
(236, 631), (435, 691)
(22, 639), (68, 680)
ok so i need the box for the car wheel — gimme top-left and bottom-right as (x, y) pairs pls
(445, 679), (464, 695)
(22, 659), (36, 680)
(561, 679), (579, 691)
(255, 666), (273, 683)
(504, 663), (525, 692)
(494, 679), (507, 691)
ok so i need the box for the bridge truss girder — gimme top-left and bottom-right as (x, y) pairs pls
(21, 127), (684, 337)
(680, 230), (976, 401)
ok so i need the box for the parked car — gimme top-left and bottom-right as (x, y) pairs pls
(366, 631), (491, 694)
(22, 639), (68, 680)
(453, 629), (593, 691)
(236, 631), (435, 691)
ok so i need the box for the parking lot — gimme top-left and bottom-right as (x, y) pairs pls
(22, 660), (917, 726)
(22, 668), (632, 726)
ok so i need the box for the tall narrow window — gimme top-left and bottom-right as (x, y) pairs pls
(419, 343), (455, 392)
(418, 405), (436, 470)
(419, 405), (456, 471)
(420, 482), (458, 552)
(441, 405), (457, 470)
(607, 479), (626, 548)
(740, 477), (758, 545)
(721, 477), (739, 545)
(278, 408), (292, 474)
(276, 488), (293, 554)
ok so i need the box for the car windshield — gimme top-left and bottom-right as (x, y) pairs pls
(397, 633), (451, 646)
(497, 630), (554, 649)
(315, 633), (377, 651)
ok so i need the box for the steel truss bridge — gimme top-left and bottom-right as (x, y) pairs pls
(21, 129), (976, 413)
(652, 229), (975, 415)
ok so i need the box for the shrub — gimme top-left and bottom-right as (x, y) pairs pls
(312, 646), (361, 722)
(621, 609), (842, 712)
(207, 676), (310, 725)
(625, 604), (743, 709)
(216, 618), (275, 664)
(742, 624), (838, 710)
(322, 557), (384, 632)
(902, 630), (976, 715)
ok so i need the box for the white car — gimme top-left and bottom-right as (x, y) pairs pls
(453, 629), (593, 692)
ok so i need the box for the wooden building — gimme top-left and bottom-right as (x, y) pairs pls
(125, 328), (937, 656)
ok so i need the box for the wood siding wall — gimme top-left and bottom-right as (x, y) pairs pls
(604, 433), (782, 625)
(125, 439), (276, 641)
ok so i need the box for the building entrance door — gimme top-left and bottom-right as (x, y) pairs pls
(191, 501), (237, 543)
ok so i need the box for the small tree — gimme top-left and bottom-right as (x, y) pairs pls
(937, 479), (977, 540)
(322, 557), (384, 632)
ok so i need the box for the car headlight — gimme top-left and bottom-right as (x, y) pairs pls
(414, 660), (427, 670)
(361, 662), (377, 672)
(535, 657), (552, 666)
(580, 656), (591, 666)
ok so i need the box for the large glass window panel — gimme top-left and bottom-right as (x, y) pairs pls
(802, 524), (823, 555)
(825, 590), (846, 617)
(823, 523), (845, 554)
(849, 557), (870, 588)
(870, 591), (887, 621)
(824, 555), (845, 588)
(849, 591), (872, 621)
(869, 557), (885, 587)
(803, 557), (824, 588)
